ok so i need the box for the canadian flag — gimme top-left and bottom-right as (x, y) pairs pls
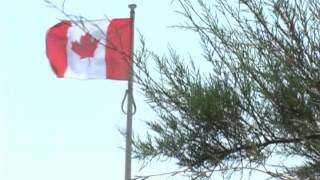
(46, 18), (132, 80)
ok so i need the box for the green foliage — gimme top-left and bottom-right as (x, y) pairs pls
(134, 0), (320, 179)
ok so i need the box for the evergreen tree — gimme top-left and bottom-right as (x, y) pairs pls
(134, 0), (320, 179)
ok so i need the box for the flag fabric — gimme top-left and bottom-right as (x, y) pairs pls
(46, 18), (132, 80)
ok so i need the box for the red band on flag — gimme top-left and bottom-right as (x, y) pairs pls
(106, 18), (132, 80)
(46, 21), (71, 77)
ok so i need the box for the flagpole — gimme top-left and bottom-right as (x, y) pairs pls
(125, 3), (136, 180)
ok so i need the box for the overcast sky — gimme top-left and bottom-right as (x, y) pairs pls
(0, 0), (201, 179)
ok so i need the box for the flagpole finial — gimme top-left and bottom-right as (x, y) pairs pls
(128, 4), (137, 10)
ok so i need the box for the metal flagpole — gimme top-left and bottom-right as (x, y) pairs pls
(125, 3), (136, 180)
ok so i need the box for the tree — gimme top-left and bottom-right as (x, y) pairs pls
(133, 0), (320, 179)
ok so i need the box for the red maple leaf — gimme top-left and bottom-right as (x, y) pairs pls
(71, 33), (98, 59)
